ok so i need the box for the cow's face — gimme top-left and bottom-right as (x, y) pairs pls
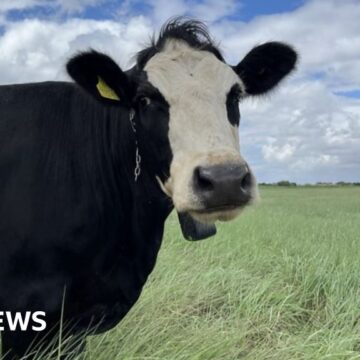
(141, 40), (250, 224)
(136, 39), (296, 225)
(67, 21), (297, 235)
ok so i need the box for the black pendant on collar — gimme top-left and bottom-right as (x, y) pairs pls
(177, 212), (217, 241)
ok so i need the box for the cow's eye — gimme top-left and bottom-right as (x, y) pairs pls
(231, 92), (241, 103)
(139, 96), (151, 108)
(226, 85), (242, 126)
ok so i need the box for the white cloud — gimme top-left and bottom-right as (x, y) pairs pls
(240, 77), (360, 182)
(291, 154), (339, 171)
(186, 0), (241, 23)
(262, 143), (297, 162)
(145, 0), (188, 25)
(0, 16), (152, 84)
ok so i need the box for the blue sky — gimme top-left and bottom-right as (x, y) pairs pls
(232, 0), (306, 21)
(6, 1), (307, 22)
(0, 0), (359, 183)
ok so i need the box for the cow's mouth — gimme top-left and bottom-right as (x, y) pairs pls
(190, 205), (243, 223)
(194, 204), (242, 214)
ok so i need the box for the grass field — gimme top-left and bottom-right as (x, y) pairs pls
(5, 186), (360, 360)
(82, 186), (360, 360)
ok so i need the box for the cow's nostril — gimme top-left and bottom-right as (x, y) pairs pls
(194, 166), (214, 191)
(240, 171), (252, 192)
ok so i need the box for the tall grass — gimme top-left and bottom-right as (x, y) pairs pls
(4, 187), (360, 359)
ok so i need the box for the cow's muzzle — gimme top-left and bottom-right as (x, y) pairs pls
(193, 163), (252, 210)
(176, 163), (253, 241)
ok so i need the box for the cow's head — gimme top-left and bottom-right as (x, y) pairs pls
(67, 19), (297, 240)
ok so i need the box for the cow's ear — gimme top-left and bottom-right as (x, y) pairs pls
(234, 42), (297, 96)
(66, 50), (133, 105)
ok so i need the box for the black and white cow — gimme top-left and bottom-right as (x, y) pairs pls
(0, 19), (297, 359)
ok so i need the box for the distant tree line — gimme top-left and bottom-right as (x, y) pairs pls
(258, 181), (360, 187)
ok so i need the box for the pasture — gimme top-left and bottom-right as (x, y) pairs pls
(84, 186), (360, 360)
(5, 186), (360, 359)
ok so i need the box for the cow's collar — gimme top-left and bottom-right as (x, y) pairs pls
(129, 109), (141, 182)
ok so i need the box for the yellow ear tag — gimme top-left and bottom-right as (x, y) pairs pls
(96, 76), (120, 101)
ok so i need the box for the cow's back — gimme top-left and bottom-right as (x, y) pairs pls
(0, 82), (115, 313)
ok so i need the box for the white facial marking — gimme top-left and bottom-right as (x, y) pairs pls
(144, 40), (256, 217)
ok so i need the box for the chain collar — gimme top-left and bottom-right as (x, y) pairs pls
(129, 109), (141, 182)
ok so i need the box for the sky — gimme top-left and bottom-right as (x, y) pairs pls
(0, 0), (359, 184)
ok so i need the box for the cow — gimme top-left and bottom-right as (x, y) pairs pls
(0, 18), (297, 359)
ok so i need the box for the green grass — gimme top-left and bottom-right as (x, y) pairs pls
(84, 186), (360, 360)
(8, 186), (360, 359)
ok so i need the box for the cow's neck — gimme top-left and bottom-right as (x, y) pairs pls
(93, 106), (172, 281)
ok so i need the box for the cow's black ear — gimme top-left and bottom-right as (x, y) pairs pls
(234, 42), (297, 95)
(66, 50), (132, 105)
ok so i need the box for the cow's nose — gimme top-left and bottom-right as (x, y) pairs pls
(193, 164), (252, 208)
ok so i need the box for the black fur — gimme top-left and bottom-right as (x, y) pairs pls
(133, 74), (172, 181)
(234, 42), (297, 95)
(0, 80), (172, 359)
(226, 84), (242, 126)
(136, 17), (224, 69)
